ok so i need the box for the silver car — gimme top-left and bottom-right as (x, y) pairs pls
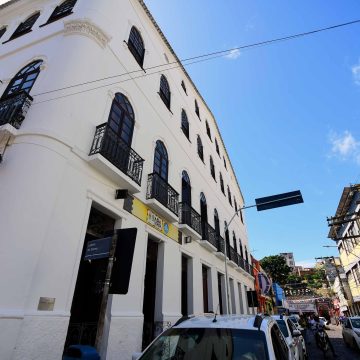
(342, 316), (360, 350)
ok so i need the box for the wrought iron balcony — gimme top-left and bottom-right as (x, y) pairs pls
(0, 91), (33, 129)
(201, 222), (218, 249)
(244, 261), (252, 275)
(146, 173), (179, 216)
(89, 123), (144, 186)
(179, 202), (201, 236)
(216, 235), (226, 254)
(229, 246), (239, 264)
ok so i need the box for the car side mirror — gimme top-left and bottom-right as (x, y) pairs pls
(293, 329), (301, 337)
(132, 352), (142, 360)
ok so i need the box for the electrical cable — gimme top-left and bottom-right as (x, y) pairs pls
(31, 18), (360, 101)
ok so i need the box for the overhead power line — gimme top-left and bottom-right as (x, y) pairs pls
(32, 18), (360, 103)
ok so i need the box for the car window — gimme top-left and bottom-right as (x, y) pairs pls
(270, 324), (289, 360)
(345, 319), (352, 329)
(350, 319), (360, 329)
(276, 320), (289, 338)
(140, 327), (270, 360)
(286, 319), (295, 335)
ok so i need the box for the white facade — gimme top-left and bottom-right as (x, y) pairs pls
(0, 1), (254, 359)
(280, 252), (295, 269)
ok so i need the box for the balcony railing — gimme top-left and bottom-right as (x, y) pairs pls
(146, 173), (179, 216)
(0, 91), (33, 129)
(179, 202), (201, 236)
(229, 246), (239, 264)
(216, 235), (226, 254)
(89, 123), (144, 186)
(202, 222), (218, 249)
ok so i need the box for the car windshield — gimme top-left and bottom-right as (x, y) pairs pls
(350, 319), (360, 329)
(140, 327), (270, 360)
(289, 317), (298, 324)
(275, 320), (289, 338)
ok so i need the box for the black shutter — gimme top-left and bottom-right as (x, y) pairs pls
(109, 228), (137, 294)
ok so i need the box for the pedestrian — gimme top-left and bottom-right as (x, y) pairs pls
(314, 316), (337, 357)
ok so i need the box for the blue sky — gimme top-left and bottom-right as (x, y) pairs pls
(144, 0), (360, 266)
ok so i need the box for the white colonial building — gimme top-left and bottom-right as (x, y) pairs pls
(0, 0), (255, 358)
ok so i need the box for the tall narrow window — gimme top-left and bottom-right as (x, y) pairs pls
(153, 140), (168, 181)
(107, 93), (135, 146)
(197, 135), (204, 162)
(9, 12), (40, 40)
(232, 231), (237, 253)
(2, 60), (43, 99)
(195, 99), (200, 118)
(220, 173), (225, 194)
(239, 240), (244, 258)
(210, 156), (215, 180)
(240, 210), (244, 224)
(200, 192), (208, 239)
(159, 75), (171, 109)
(215, 138), (220, 156)
(245, 246), (249, 263)
(181, 80), (187, 94)
(205, 121), (211, 140)
(223, 156), (227, 170)
(224, 221), (230, 258)
(46, 0), (76, 23)
(181, 170), (191, 205)
(181, 109), (189, 139)
(0, 26), (6, 40)
(227, 186), (232, 206)
(234, 199), (238, 216)
(214, 209), (220, 236)
(128, 26), (145, 67)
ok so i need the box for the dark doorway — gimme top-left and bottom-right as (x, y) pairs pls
(218, 273), (224, 315)
(142, 239), (159, 350)
(64, 207), (115, 350)
(200, 192), (207, 239)
(181, 256), (188, 316)
(202, 266), (209, 313)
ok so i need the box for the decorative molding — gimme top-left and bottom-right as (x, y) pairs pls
(64, 19), (111, 49)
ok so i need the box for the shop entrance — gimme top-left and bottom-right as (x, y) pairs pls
(64, 207), (115, 350)
(142, 238), (159, 350)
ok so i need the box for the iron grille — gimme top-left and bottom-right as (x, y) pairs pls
(146, 173), (179, 216)
(0, 91), (33, 129)
(89, 123), (144, 186)
(179, 202), (201, 235)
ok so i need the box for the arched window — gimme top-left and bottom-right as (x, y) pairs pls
(206, 121), (211, 140)
(181, 109), (189, 139)
(214, 209), (220, 236)
(215, 138), (220, 156)
(197, 135), (204, 161)
(219, 172), (225, 194)
(245, 246), (249, 263)
(223, 156), (227, 170)
(224, 221), (230, 257)
(46, 0), (76, 23)
(200, 192), (208, 239)
(232, 231), (237, 252)
(159, 75), (171, 109)
(107, 93), (135, 146)
(239, 239), (244, 258)
(195, 99), (200, 118)
(2, 60), (43, 99)
(210, 156), (215, 180)
(9, 12), (40, 40)
(234, 199), (238, 215)
(240, 210), (244, 224)
(0, 26), (7, 40)
(182, 170), (191, 205)
(153, 140), (168, 181)
(227, 186), (232, 206)
(181, 80), (187, 94)
(128, 26), (145, 67)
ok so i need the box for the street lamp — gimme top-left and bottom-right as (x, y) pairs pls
(223, 190), (304, 314)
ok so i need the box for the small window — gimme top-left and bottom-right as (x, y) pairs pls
(9, 12), (40, 40)
(223, 156), (227, 170)
(197, 136), (204, 162)
(195, 99), (200, 119)
(240, 209), (244, 224)
(128, 26), (145, 67)
(159, 75), (171, 109)
(215, 138), (220, 156)
(239, 240), (244, 258)
(234, 199), (238, 215)
(0, 26), (7, 40)
(220, 173), (225, 194)
(227, 186), (232, 206)
(205, 121), (211, 140)
(181, 80), (187, 94)
(181, 109), (189, 139)
(46, 0), (76, 23)
(232, 231), (237, 252)
(210, 156), (215, 180)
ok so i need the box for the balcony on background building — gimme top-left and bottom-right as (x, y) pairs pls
(0, 92), (33, 136)
(88, 123), (144, 193)
(178, 202), (202, 240)
(199, 222), (218, 251)
(146, 173), (179, 222)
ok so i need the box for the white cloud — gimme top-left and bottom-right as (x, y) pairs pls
(352, 60), (360, 85)
(329, 130), (360, 163)
(225, 48), (241, 60)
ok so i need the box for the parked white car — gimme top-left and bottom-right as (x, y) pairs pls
(273, 315), (305, 360)
(342, 316), (360, 350)
(133, 314), (294, 359)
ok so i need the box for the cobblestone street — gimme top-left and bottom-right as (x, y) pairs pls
(307, 324), (360, 359)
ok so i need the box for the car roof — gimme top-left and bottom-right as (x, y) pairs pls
(173, 314), (276, 333)
(349, 316), (360, 319)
